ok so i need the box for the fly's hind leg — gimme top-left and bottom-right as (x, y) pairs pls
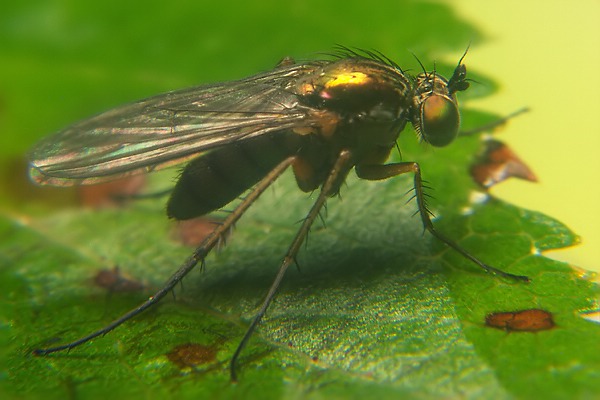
(33, 156), (297, 356)
(356, 162), (530, 282)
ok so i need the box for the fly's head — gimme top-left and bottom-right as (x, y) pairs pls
(411, 59), (469, 147)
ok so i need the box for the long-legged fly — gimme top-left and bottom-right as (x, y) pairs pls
(29, 47), (529, 380)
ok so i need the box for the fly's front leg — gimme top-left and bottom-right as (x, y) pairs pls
(356, 162), (529, 282)
(459, 107), (529, 137)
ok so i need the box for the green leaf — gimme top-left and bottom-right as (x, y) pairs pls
(1, 1), (598, 399)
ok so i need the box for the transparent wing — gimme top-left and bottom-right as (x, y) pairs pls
(29, 62), (325, 186)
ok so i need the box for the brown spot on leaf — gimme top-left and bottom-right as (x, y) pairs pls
(94, 266), (144, 292)
(485, 309), (555, 332)
(471, 139), (537, 189)
(78, 175), (146, 208)
(172, 216), (230, 247)
(167, 343), (217, 369)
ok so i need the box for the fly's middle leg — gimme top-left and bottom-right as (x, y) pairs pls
(230, 149), (354, 381)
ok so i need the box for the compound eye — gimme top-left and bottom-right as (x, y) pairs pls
(420, 95), (460, 147)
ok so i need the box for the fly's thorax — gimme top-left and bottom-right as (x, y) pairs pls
(288, 58), (414, 193)
(294, 58), (412, 146)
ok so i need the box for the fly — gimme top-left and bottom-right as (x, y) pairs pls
(29, 47), (529, 380)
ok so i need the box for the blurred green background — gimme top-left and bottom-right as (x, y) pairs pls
(1, 0), (597, 271)
(455, 0), (600, 272)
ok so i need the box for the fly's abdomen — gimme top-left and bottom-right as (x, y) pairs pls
(167, 133), (300, 220)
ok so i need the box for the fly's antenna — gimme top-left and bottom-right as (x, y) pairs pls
(457, 42), (471, 67)
(448, 44), (471, 94)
